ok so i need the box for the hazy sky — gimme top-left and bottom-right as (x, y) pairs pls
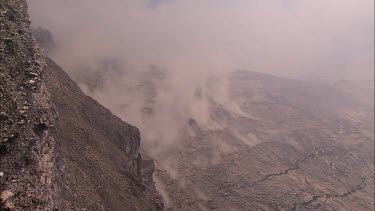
(26, 1), (374, 199)
(28, 0), (374, 81)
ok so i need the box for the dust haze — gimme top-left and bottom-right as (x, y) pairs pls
(28, 0), (373, 81)
(27, 0), (374, 206)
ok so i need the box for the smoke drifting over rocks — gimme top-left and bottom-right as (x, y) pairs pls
(27, 0), (374, 209)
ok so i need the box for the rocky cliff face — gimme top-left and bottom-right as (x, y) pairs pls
(0, 1), (57, 209)
(44, 58), (162, 211)
(0, 1), (162, 210)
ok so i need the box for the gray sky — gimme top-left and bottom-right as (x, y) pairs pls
(28, 0), (374, 81)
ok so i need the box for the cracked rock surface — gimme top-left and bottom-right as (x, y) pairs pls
(155, 71), (374, 211)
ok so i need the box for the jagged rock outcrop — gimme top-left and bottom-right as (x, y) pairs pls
(0, 1), (57, 209)
(0, 1), (162, 210)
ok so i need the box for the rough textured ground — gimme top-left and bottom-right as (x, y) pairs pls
(155, 71), (374, 211)
(41, 28), (374, 210)
(2, 0), (373, 210)
(44, 58), (162, 211)
(0, 1), (57, 209)
(62, 51), (374, 210)
(0, 1), (162, 210)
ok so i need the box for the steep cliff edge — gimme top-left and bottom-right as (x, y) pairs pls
(0, 1), (162, 210)
(44, 58), (162, 210)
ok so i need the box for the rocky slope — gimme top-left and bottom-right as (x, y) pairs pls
(44, 31), (374, 209)
(2, 1), (373, 210)
(44, 58), (162, 210)
(155, 71), (374, 210)
(0, 1), (57, 209)
(55, 52), (374, 210)
(0, 1), (162, 210)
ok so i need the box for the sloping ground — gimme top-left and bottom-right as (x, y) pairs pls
(155, 71), (374, 210)
(44, 58), (162, 210)
(1, 1), (162, 210)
